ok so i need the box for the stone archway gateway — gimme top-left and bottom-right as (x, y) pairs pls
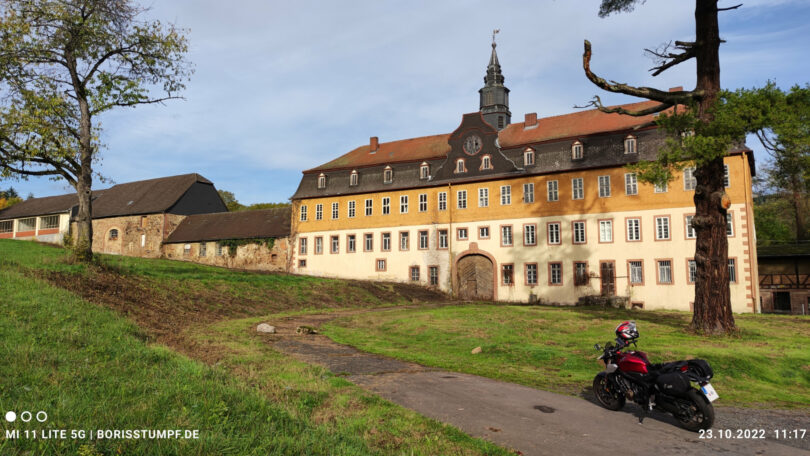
(456, 254), (494, 300)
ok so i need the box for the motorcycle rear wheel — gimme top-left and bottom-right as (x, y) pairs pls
(593, 373), (625, 411)
(676, 389), (715, 431)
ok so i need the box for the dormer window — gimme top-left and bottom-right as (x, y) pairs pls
(572, 141), (583, 160)
(624, 135), (637, 154)
(317, 173), (326, 189)
(383, 166), (393, 184)
(350, 170), (358, 186)
(480, 155), (492, 170)
(524, 148), (535, 166)
(455, 158), (467, 174)
(420, 162), (430, 180)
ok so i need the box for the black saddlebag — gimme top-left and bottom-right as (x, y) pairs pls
(656, 372), (691, 396)
(687, 359), (713, 380)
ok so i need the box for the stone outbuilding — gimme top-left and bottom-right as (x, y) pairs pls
(758, 243), (810, 315)
(162, 207), (292, 271)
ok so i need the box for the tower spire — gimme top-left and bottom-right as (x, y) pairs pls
(479, 29), (510, 131)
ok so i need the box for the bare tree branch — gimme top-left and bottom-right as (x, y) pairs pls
(717, 3), (742, 12)
(575, 95), (672, 116)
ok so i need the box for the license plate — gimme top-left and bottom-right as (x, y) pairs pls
(701, 383), (719, 402)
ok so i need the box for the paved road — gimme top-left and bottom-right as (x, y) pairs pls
(270, 314), (809, 456)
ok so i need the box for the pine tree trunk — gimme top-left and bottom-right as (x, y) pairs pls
(690, 0), (736, 333)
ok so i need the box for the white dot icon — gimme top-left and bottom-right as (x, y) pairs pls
(5, 411), (16, 422)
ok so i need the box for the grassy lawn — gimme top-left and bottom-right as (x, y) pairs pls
(0, 240), (508, 455)
(323, 304), (810, 409)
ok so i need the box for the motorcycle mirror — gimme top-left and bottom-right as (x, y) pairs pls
(594, 343), (601, 351)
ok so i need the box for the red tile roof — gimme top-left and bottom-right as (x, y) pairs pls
(305, 101), (671, 173)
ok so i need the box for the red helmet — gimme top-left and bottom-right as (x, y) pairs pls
(615, 321), (639, 341)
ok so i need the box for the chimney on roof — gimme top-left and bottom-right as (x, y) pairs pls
(524, 112), (537, 128)
(669, 86), (684, 92)
(370, 136), (379, 154)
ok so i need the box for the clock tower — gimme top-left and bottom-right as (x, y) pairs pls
(479, 31), (511, 131)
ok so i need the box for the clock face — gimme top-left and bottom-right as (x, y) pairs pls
(463, 135), (482, 155)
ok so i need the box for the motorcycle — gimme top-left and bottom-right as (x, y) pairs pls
(592, 321), (717, 431)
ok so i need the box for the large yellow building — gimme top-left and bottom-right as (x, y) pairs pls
(289, 42), (758, 312)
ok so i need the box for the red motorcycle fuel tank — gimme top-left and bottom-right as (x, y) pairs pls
(617, 351), (650, 374)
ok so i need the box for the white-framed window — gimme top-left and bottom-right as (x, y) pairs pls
(376, 259), (387, 271)
(626, 218), (641, 241)
(331, 235), (339, 254)
(183, 243), (191, 256)
(382, 197), (390, 215)
(526, 263), (538, 285)
(331, 202), (339, 219)
(315, 204), (323, 220)
(420, 163), (430, 180)
(299, 238), (307, 255)
(400, 195), (409, 214)
(598, 175), (611, 197)
(547, 180), (558, 202)
(479, 226), (489, 238)
(728, 258), (737, 283)
(478, 188), (489, 207)
(317, 173), (326, 189)
(572, 178), (584, 200)
(724, 164), (730, 188)
(410, 266), (420, 282)
(438, 192), (447, 211)
(500, 185), (511, 205)
(548, 223), (561, 244)
(418, 193), (428, 212)
(686, 215), (696, 239)
(629, 261), (643, 284)
(524, 148), (535, 166)
(364, 199), (373, 216)
(657, 260), (673, 284)
(502, 264), (514, 285)
(654, 181), (668, 193)
(684, 167), (697, 190)
(456, 159), (466, 173)
(418, 230), (429, 249)
(298, 259), (307, 268)
(599, 220), (613, 242)
(350, 170), (358, 186)
(199, 242), (207, 257)
(625, 173), (638, 195)
(524, 224), (536, 245)
(347, 234), (356, 253)
(688, 260), (697, 283)
(573, 221), (586, 244)
(364, 233), (373, 251)
(0, 220), (12, 233)
(523, 183), (534, 203)
(458, 227), (468, 240)
(549, 263), (562, 285)
(40, 215), (59, 229)
(382, 232), (391, 251)
(457, 190), (467, 209)
(300, 205), (308, 221)
(481, 155), (492, 170)
(501, 225), (513, 246)
(315, 237), (323, 254)
(400, 232), (409, 250)
(624, 136), (637, 154)
(726, 212), (734, 236)
(438, 229), (448, 249)
(17, 217), (36, 232)
(383, 166), (393, 183)
(429, 266), (439, 285)
(655, 216), (670, 240)
(574, 262), (588, 286)
(572, 141), (583, 160)
(348, 201), (356, 218)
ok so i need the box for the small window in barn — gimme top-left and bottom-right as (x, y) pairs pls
(140, 216), (148, 228)
(317, 173), (326, 189)
(624, 135), (637, 154)
(383, 166), (393, 184)
(217, 243), (224, 256)
(199, 242), (207, 257)
(350, 170), (358, 186)
(183, 244), (191, 256)
(298, 259), (307, 268)
(410, 266), (420, 282)
(109, 229), (119, 241)
(420, 162), (430, 180)
(40, 215), (59, 230)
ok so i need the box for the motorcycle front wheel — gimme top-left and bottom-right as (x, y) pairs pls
(676, 389), (715, 431)
(593, 373), (625, 411)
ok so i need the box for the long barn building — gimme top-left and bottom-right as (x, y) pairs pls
(291, 42), (759, 312)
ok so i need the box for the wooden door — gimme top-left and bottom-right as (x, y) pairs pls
(457, 255), (494, 300)
(600, 261), (615, 296)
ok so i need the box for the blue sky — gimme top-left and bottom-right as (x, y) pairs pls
(5, 0), (810, 204)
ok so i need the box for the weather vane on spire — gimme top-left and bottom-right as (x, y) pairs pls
(492, 29), (500, 46)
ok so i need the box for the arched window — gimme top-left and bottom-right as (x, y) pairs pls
(480, 155), (492, 170)
(109, 229), (119, 241)
(455, 159), (467, 174)
(419, 162), (430, 180)
(317, 173), (326, 189)
(383, 166), (393, 183)
(524, 148), (535, 166)
(624, 135), (637, 154)
(350, 170), (358, 186)
(572, 141), (583, 160)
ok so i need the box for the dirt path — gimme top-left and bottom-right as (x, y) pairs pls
(268, 311), (810, 456)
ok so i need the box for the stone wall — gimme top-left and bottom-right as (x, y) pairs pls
(82, 213), (186, 258)
(162, 237), (290, 272)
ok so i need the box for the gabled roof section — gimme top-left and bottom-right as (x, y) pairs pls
(92, 173), (212, 218)
(0, 192), (93, 220)
(305, 133), (451, 174)
(499, 100), (669, 148)
(165, 207), (291, 243)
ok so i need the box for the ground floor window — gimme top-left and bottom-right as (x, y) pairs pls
(40, 215), (59, 229)
(217, 243), (224, 256)
(109, 228), (119, 241)
(331, 235), (339, 254)
(0, 220), (12, 233)
(525, 263), (538, 285)
(502, 264), (514, 285)
(18, 217), (36, 232)
(410, 266), (420, 282)
(774, 291), (791, 312)
(376, 259), (386, 272)
(199, 242), (207, 257)
(298, 259), (306, 268)
(549, 263), (562, 285)
(628, 261), (643, 285)
(429, 266), (439, 285)
(574, 262), (588, 286)
(657, 260), (672, 284)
